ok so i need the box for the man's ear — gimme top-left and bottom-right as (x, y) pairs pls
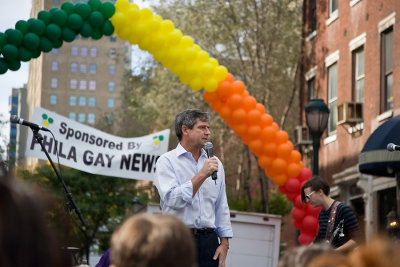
(181, 125), (189, 136)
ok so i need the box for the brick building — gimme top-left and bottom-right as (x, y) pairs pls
(299, 0), (400, 241)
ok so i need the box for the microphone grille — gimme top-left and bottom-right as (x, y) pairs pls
(10, 115), (19, 123)
(387, 143), (395, 151)
(204, 142), (213, 149)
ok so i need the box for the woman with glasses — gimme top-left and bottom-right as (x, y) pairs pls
(301, 176), (360, 252)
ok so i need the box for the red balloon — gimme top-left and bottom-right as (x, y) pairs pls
(293, 218), (303, 230)
(306, 204), (322, 217)
(298, 167), (312, 182)
(298, 232), (314, 245)
(286, 192), (297, 201)
(294, 194), (305, 209)
(278, 185), (288, 194)
(291, 207), (306, 221)
(302, 215), (318, 233)
(284, 178), (300, 193)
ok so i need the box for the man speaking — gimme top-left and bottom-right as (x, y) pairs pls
(154, 109), (233, 267)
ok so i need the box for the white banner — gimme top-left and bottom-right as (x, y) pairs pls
(25, 107), (170, 181)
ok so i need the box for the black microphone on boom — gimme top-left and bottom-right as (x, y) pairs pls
(204, 141), (218, 181)
(10, 115), (50, 132)
(387, 143), (400, 152)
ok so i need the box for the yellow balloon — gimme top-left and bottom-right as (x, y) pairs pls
(180, 75), (192, 85)
(118, 27), (132, 40)
(140, 8), (154, 21)
(193, 44), (201, 52)
(153, 49), (168, 62)
(149, 17), (161, 32)
(151, 32), (166, 50)
(209, 57), (219, 67)
(115, 0), (130, 12)
(204, 78), (218, 92)
(214, 65), (228, 82)
(183, 47), (197, 61)
(127, 6), (140, 21)
(197, 50), (209, 62)
(131, 23), (146, 39)
(180, 35), (194, 48)
(111, 12), (127, 29)
(190, 77), (203, 91)
(186, 63), (199, 77)
(200, 62), (214, 77)
(160, 20), (175, 33)
(167, 29), (183, 46)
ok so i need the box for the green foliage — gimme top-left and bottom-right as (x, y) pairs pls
(268, 189), (293, 217)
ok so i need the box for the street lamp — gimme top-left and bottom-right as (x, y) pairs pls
(387, 209), (400, 240)
(305, 99), (330, 175)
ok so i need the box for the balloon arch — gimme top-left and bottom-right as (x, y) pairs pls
(0, 0), (321, 244)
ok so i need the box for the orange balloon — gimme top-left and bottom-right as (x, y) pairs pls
(263, 142), (277, 157)
(242, 95), (257, 111)
(232, 109), (247, 124)
(249, 139), (263, 155)
(299, 161), (305, 169)
(216, 81), (232, 101)
(277, 142), (292, 159)
(271, 158), (288, 175)
(203, 91), (218, 104)
(275, 130), (289, 144)
(242, 90), (250, 97)
(246, 109), (262, 124)
(233, 123), (247, 136)
(227, 94), (243, 110)
(241, 135), (251, 145)
(290, 150), (302, 163)
(211, 100), (223, 113)
(260, 114), (273, 127)
(261, 126), (277, 142)
(219, 105), (232, 120)
(287, 163), (301, 178)
(247, 125), (262, 138)
(256, 103), (266, 114)
(225, 72), (235, 83)
(231, 80), (245, 95)
(272, 174), (288, 186)
(272, 122), (279, 131)
(258, 155), (273, 169)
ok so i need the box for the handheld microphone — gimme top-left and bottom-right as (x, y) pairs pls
(204, 141), (217, 181)
(10, 115), (50, 132)
(387, 143), (400, 152)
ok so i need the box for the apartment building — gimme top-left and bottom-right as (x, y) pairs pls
(299, 0), (400, 240)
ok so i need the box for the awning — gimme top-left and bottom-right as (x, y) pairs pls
(359, 115), (400, 177)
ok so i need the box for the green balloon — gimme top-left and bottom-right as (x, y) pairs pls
(15, 20), (29, 34)
(0, 58), (8, 74)
(31, 49), (41, 59)
(5, 29), (23, 46)
(61, 2), (75, 15)
(67, 13), (83, 30)
(0, 32), (7, 48)
(62, 27), (76, 42)
(89, 11), (104, 28)
(52, 9), (68, 26)
(100, 2), (116, 19)
(18, 47), (33, 62)
(2, 44), (19, 60)
(101, 21), (114, 36)
(88, 0), (102, 11)
(40, 37), (53, 52)
(75, 3), (91, 19)
(91, 27), (103, 40)
(80, 21), (93, 38)
(7, 59), (21, 71)
(46, 24), (61, 41)
(23, 33), (40, 49)
(38, 10), (52, 25)
(51, 38), (63, 49)
(28, 18), (46, 36)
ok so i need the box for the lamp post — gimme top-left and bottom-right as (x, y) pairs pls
(387, 209), (400, 240)
(305, 99), (330, 175)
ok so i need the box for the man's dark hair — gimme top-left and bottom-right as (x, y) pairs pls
(301, 176), (330, 203)
(174, 109), (209, 141)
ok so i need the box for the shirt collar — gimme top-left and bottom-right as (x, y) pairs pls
(176, 143), (208, 158)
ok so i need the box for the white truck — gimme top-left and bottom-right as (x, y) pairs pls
(145, 203), (281, 267)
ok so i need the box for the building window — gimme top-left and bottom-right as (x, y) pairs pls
(109, 48), (117, 59)
(353, 47), (364, 103)
(52, 48), (59, 55)
(81, 46), (88, 57)
(69, 112), (76, 120)
(53, 0), (60, 4)
(70, 62), (78, 73)
(328, 63), (338, 133)
(69, 95), (77, 106)
(50, 77), (58, 89)
(107, 98), (115, 108)
(89, 64), (97, 74)
(88, 96), (96, 107)
(50, 94), (57, 105)
(78, 113), (86, 123)
(79, 96), (86, 107)
(108, 81), (115, 92)
(88, 113), (95, 124)
(80, 63), (88, 74)
(110, 36), (117, 42)
(79, 80), (87, 90)
(89, 80), (96, 91)
(51, 61), (59, 72)
(106, 113), (114, 124)
(71, 45), (78, 56)
(381, 28), (393, 112)
(308, 78), (315, 101)
(90, 47), (97, 57)
(308, 0), (316, 34)
(108, 64), (116, 75)
(329, 0), (338, 16)
(70, 79), (77, 89)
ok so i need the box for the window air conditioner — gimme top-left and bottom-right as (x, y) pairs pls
(337, 102), (363, 125)
(294, 126), (312, 145)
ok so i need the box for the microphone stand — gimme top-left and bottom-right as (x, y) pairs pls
(31, 128), (88, 263)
